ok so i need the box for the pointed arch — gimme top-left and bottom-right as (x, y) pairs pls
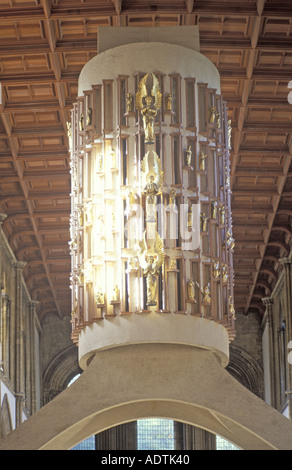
(42, 344), (82, 405)
(1, 394), (13, 439)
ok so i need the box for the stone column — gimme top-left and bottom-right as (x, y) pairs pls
(279, 257), (292, 418)
(0, 286), (3, 372)
(262, 297), (276, 407)
(28, 301), (39, 415)
(1, 293), (10, 378)
(13, 260), (27, 427)
(0, 215), (7, 374)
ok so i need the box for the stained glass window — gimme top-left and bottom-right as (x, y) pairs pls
(72, 435), (95, 450)
(137, 418), (175, 450)
(216, 435), (239, 450)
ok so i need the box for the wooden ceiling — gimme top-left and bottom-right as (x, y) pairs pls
(0, 0), (291, 321)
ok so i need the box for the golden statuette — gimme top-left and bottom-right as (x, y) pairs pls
(137, 230), (165, 307)
(209, 106), (216, 124)
(169, 257), (177, 270)
(187, 279), (196, 302)
(95, 290), (105, 305)
(169, 189), (176, 205)
(213, 262), (220, 280)
(199, 152), (207, 171)
(229, 296), (236, 319)
(216, 112), (221, 129)
(228, 119), (232, 148)
(136, 73), (162, 144)
(166, 92), (172, 111)
(188, 206), (193, 230)
(112, 285), (120, 302)
(86, 107), (92, 125)
(200, 212), (208, 232)
(226, 230), (235, 250)
(71, 299), (78, 318)
(185, 146), (192, 166)
(219, 205), (225, 225)
(211, 200), (218, 219)
(141, 150), (163, 222)
(79, 113), (84, 131)
(126, 93), (133, 113)
(196, 281), (211, 305)
(222, 264), (228, 284)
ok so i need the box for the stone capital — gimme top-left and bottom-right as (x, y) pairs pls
(279, 257), (292, 267)
(13, 261), (27, 270)
(28, 300), (40, 309)
(1, 292), (10, 301)
(262, 296), (274, 307)
(0, 213), (7, 224)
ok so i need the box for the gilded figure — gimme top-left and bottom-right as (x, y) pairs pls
(86, 107), (92, 126)
(199, 151), (207, 171)
(222, 264), (228, 284)
(71, 299), (78, 317)
(112, 284), (120, 302)
(79, 113), (84, 131)
(209, 106), (216, 125)
(129, 256), (139, 270)
(196, 281), (211, 305)
(97, 153), (103, 172)
(226, 230), (235, 250)
(213, 262), (220, 280)
(95, 290), (105, 305)
(228, 119), (232, 148)
(188, 206), (193, 230)
(141, 150), (163, 222)
(200, 212), (208, 232)
(136, 230), (165, 307)
(169, 188), (176, 205)
(216, 112), (221, 129)
(126, 93), (133, 113)
(169, 257), (177, 270)
(136, 73), (162, 144)
(219, 205), (225, 225)
(185, 146), (192, 166)
(128, 190), (137, 209)
(211, 200), (218, 219)
(109, 146), (116, 167)
(229, 296), (236, 319)
(166, 93), (172, 111)
(187, 279), (196, 302)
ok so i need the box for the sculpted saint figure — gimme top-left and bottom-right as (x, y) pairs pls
(187, 279), (196, 301)
(137, 231), (165, 307)
(144, 255), (158, 306)
(136, 73), (162, 144)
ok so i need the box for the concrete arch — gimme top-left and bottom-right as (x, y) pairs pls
(1, 343), (292, 450)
